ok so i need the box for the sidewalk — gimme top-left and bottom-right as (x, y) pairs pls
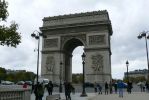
(89, 92), (149, 100)
(31, 92), (149, 100)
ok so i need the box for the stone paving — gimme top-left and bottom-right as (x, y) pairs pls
(31, 92), (149, 100)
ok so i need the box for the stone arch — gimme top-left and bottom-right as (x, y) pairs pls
(62, 38), (84, 82)
(40, 10), (113, 84)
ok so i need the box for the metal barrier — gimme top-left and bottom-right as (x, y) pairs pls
(0, 85), (31, 100)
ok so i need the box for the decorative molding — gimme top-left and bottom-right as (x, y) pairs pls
(43, 10), (108, 21)
(61, 34), (86, 46)
(45, 56), (55, 72)
(41, 25), (108, 35)
(91, 54), (103, 72)
(89, 35), (105, 45)
(44, 38), (58, 48)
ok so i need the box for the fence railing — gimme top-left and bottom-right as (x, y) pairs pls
(0, 85), (31, 100)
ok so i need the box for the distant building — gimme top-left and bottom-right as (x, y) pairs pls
(6, 69), (26, 74)
(124, 69), (148, 79)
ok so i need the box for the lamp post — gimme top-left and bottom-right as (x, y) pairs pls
(80, 52), (87, 97)
(138, 31), (149, 80)
(126, 60), (129, 82)
(59, 61), (63, 93)
(31, 30), (46, 84)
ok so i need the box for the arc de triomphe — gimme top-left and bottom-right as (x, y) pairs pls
(40, 10), (113, 84)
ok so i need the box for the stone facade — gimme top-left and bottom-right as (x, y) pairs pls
(40, 10), (113, 84)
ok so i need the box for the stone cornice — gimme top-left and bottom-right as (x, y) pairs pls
(40, 20), (111, 30)
(43, 10), (108, 21)
(40, 10), (113, 35)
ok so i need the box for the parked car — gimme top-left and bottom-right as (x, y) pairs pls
(34, 77), (49, 85)
(1, 81), (14, 85)
(17, 81), (25, 85)
(25, 81), (32, 85)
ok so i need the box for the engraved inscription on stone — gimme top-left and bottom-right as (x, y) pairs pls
(91, 54), (103, 72)
(46, 56), (55, 72)
(89, 35), (105, 45)
(44, 38), (58, 48)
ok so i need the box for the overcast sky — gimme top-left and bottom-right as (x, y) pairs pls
(1, 0), (149, 79)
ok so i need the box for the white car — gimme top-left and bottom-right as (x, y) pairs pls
(1, 81), (14, 85)
(34, 77), (49, 85)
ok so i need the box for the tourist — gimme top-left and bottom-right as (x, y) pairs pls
(34, 82), (39, 100)
(97, 84), (102, 94)
(105, 82), (109, 95)
(64, 82), (73, 100)
(23, 82), (27, 88)
(145, 81), (149, 92)
(127, 81), (133, 94)
(31, 82), (34, 94)
(117, 80), (125, 98)
(114, 81), (118, 94)
(94, 82), (97, 93)
(38, 83), (44, 100)
(46, 81), (53, 95)
(109, 81), (113, 94)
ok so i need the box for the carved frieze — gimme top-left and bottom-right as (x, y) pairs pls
(45, 56), (55, 72)
(89, 35), (105, 45)
(61, 34), (86, 46)
(44, 38), (58, 48)
(42, 25), (107, 35)
(91, 54), (103, 72)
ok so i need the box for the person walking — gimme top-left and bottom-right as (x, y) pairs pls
(34, 82), (39, 100)
(46, 81), (54, 95)
(64, 82), (73, 100)
(34, 82), (44, 100)
(145, 81), (149, 92)
(117, 80), (125, 98)
(105, 82), (109, 95)
(127, 81), (133, 94)
(38, 83), (44, 100)
(94, 82), (98, 93)
(114, 81), (118, 94)
(97, 84), (102, 94)
(109, 81), (113, 94)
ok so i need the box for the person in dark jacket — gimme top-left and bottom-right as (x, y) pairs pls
(127, 81), (133, 94)
(64, 82), (73, 100)
(105, 82), (109, 95)
(46, 81), (53, 95)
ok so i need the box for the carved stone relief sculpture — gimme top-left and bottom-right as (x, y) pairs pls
(91, 54), (103, 72)
(45, 56), (55, 72)
(89, 35), (105, 45)
(44, 38), (58, 48)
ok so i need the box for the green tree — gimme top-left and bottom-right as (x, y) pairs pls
(0, 0), (21, 47)
(0, 67), (6, 80)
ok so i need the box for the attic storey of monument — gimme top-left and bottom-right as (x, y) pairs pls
(40, 10), (113, 84)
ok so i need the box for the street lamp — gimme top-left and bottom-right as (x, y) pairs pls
(138, 31), (149, 80)
(126, 60), (129, 82)
(31, 30), (46, 84)
(80, 52), (87, 97)
(59, 61), (63, 93)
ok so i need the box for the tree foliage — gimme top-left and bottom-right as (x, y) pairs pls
(0, 0), (21, 47)
(0, 67), (36, 82)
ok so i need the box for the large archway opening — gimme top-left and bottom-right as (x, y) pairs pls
(72, 46), (84, 83)
(63, 38), (84, 82)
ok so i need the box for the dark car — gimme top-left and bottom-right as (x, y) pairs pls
(85, 82), (94, 87)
